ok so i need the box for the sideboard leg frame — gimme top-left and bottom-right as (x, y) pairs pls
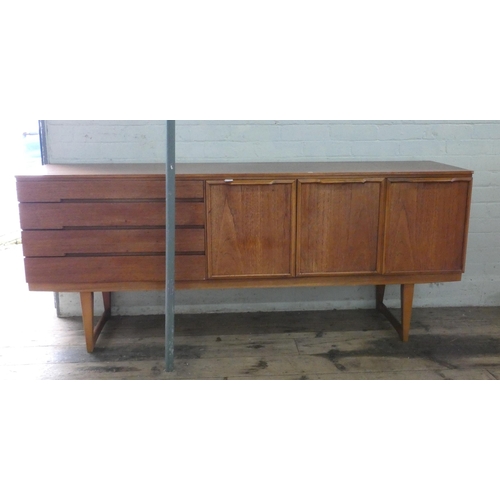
(375, 284), (415, 342)
(80, 292), (112, 353)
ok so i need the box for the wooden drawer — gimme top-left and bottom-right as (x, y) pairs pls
(16, 179), (204, 202)
(175, 255), (206, 281)
(19, 202), (165, 229)
(175, 229), (205, 253)
(24, 254), (206, 283)
(19, 201), (204, 229)
(176, 181), (204, 200)
(21, 228), (205, 256)
(22, 229), (164, 256)
(175, 202), (205, 226)
(25, 256), (164, 283)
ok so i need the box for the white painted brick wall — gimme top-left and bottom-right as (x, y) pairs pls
(44, 120), (500, 316)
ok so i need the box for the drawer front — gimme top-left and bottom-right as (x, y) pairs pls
(19, 202), (165, 229)
(175, 255), (206, 281)
(16, 179), (203, 202)
(22, 229), (164, 256)
(175, 228), (205, 253)
(21, 228), (205, 256)
(25, 256), (165, 283)
(24, 254), (206, 283)
(175, 202), (205, 226)
(19, 201), (204, 229)
(176, 181), (204, 200)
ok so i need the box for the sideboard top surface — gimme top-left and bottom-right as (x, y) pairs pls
(16, 161), (473, 180)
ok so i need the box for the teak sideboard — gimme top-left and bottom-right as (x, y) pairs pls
(16, 161), (473, 352)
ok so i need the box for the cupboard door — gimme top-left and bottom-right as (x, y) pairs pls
(383, 178), (472, 273)
(297, 180), (383, 275)
(207, 180), (295, 278)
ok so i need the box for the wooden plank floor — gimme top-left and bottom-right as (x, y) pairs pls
(2, 243), (500, 380)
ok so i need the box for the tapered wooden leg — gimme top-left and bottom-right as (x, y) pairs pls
(400, 284), (415, 342)
(375, 284), (416, 342)
(102, 292), (111, 313)
(80, 292), (95, 353)
(80, 291), (112, 353)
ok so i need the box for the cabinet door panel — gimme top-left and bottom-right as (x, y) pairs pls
(207, 181), (295, 278)
(297, 180), (382, 275)
(383, 179), (471, 273)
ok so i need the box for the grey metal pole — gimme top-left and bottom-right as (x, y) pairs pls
(165, 120), (175, 371)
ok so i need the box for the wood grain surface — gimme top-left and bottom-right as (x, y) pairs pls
(383, 179), (471, 273)
(297, 180), (382, 275)
(207, 181), (295, 278)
